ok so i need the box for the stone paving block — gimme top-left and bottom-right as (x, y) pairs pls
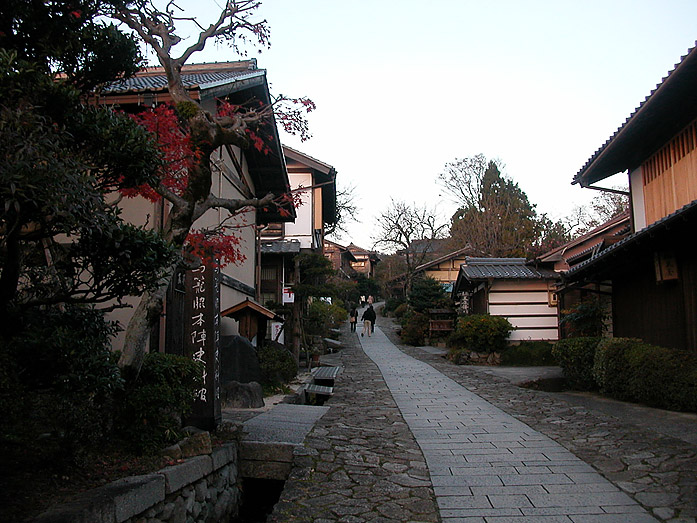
(526, 491), (636, 507)
(543, 483), (619, 494)
(568, 514), (658, 522)
(431, 474), (504, 487)
(565, 472), (617, 484)
(522, 506), (605, 516)
(462, 453), (519, 463)
(499, 473), (574, 486)
(440, 508), (524, 518)
(450, 466), (519, 476)
(514, 465), (552, 474)
(488, 494), (534, 508)
(470, 433), (529, 442)
(434, 486), (474, 496)
(471, 485), (547, 496)
(485, 516), (573, 522)
(437, 495), (492, 509)
(547, 464), (597, 474)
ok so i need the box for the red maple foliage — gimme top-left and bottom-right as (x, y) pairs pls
(121, 104), (198, 201)
(122, 102), (306, 268)
(185, 230), (246, 268)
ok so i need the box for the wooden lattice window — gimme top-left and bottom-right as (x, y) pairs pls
(643, 119), (697, 185)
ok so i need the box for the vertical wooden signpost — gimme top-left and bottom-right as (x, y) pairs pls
(184, 264), (221, 431)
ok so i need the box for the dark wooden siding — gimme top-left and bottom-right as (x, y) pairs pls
(612, 242), (697, 352)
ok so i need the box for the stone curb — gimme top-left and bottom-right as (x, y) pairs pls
(34, 442), (240, 522)
(160, 455), (213, 494)
(33, 474), (165, 523)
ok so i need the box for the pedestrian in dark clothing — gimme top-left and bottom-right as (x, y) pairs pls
(361, 305), (376, 337)
(349, 307), (358, 332)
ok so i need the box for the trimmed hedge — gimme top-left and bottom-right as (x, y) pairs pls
(593, 338), (697, 412)
(501, 341), (557, 366)
(447, 314), (513, 354)
(551, 337), (602, 390)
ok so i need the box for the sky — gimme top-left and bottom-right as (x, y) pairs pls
(145, 0), (697, 251)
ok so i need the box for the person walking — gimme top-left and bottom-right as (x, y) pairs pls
(361, 304), (376, 337)
(349, 306), (358, 332)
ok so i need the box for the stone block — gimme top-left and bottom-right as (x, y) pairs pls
(179, 431), (212, 458)
(160, 455), (213, 494)
(239, 459), (292, 480)
(324, 337), (342, 350)
(109, 474), (165, 522)
(221, 380), (264, 408)
(212, 443), (236, 470)
(33, 474), (165, 523)
(241, 441), (295, 462)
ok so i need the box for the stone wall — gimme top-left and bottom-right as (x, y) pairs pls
(33, 442), (241, 523)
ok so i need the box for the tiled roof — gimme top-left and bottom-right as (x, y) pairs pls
(461, 257), (559, 281)
(536, 212), (630, 263)
(414, 245), (474, 273)
(574, 42), (697, 185)
(102, 69), (264, 94)
(261, 240), (301, 254)
(564, 198), (697, 280)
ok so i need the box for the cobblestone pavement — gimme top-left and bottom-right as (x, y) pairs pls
(268, 315), (697, 522)
(268, 320), (440, 523)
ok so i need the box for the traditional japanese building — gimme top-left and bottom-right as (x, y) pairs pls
(453, 258), (560, 342)
(259, 146), (337, 306)
(96, 60), (294, 352)
(560, 43), (697, 351)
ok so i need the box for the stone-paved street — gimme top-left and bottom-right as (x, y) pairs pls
(268, 314), (697, 522)
(268, 320), (440, 522)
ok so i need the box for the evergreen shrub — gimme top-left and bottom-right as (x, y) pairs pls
(384, 296), (406, 315)
(8, 306), (123, 457)
(408, 276), (449, 313)
(501, 341), (557, 366)
(593, 338), (697, 411)
(551, 337), (602, 390)
(560, 298), (606, 337)
(116, 353), (202, 454)
(258, 341), (297, 389)
(394, 303), (409, 319)
(447, 314), (513, 355)
(305, 300), (347, 336)
(400, 311), (429, 346)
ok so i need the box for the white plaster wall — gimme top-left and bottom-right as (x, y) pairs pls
(630, 166), (647, 231)
(488, 280), (559, 341)
(284, 172), (313, 248)
(106, 145), (257, 351)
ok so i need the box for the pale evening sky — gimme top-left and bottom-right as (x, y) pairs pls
(142, 0), (697, 251)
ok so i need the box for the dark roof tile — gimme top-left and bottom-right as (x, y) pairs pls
(461, 257), (559, 281)
(102, 69), (263, 94)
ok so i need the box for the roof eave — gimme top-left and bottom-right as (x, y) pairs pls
(574, 43), (697, 186)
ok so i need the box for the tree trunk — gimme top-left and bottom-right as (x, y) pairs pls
(118, 264), (176, 371)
